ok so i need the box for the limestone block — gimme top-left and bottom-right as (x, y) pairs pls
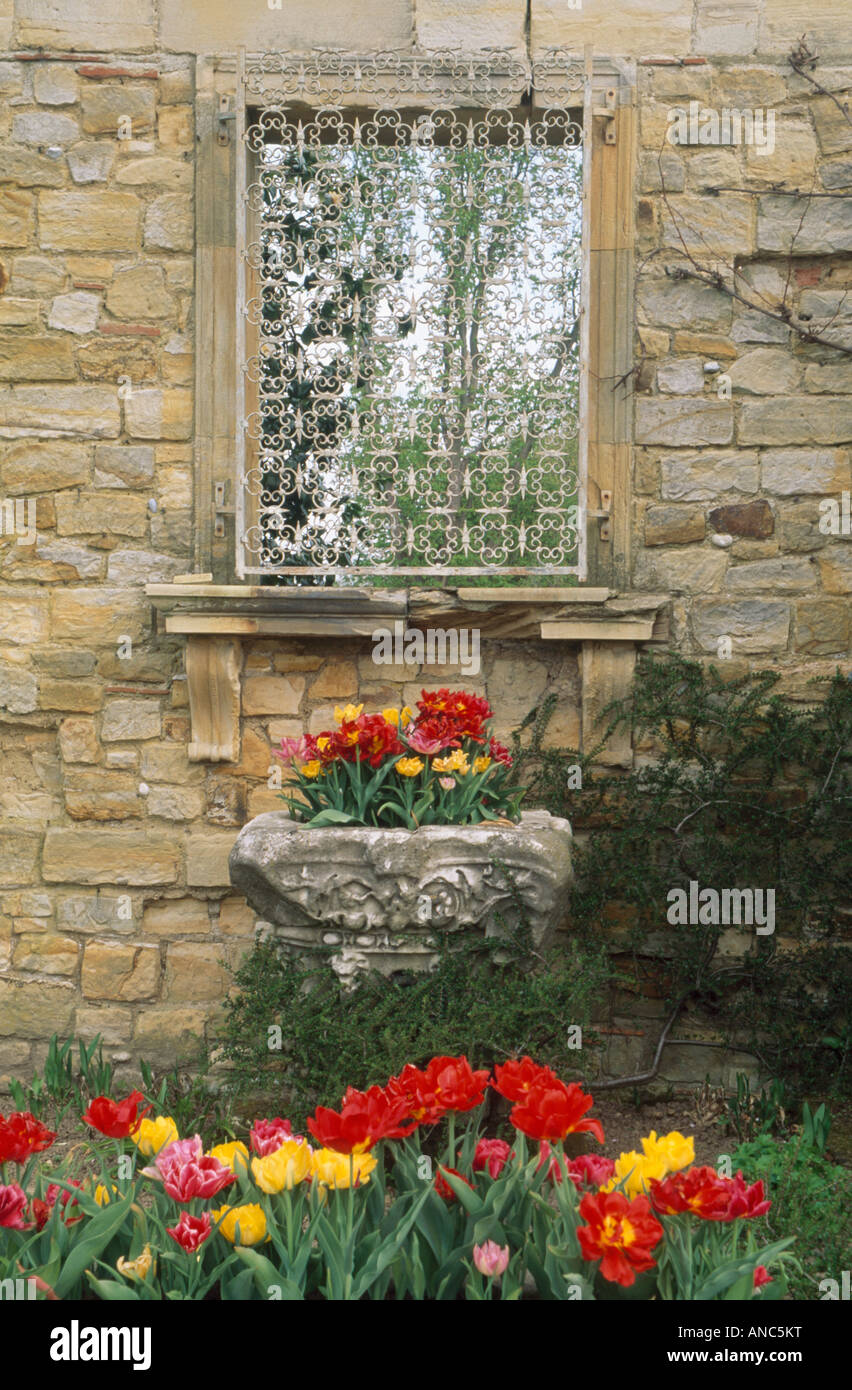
(242, 673), (305, 716)
(11, 112), (79, 146)
(1, 440), (88, 495)
(33, 64), (80, 105)
(741, 399), (852, 447)
(131, 1007), (206, 1065)
(43, 828), (180, 885)
(81, 940), (160, 1001)
(728, 348), (801, 395)
(142, 898), (211, 936)
(55, 492), (148, 538)
(727, 555), (819, 593)
(48, 291), (101, 336)
(0, 336), (76, 381)
(633, 547), (727, 593)
(163, 943), (229, 1002)
(187, 830), (241, 888)
(160, 0), (412, 55)
(50, 587), (148, 643)
(644, 505), (705, 546)
(794, 598), (850, 653)
(0, 661), (38, 715)
(16, 0), (155, 50)
(58, 716), (100, 763)
(757, 195), (852, 255)
(0, 385), (120, 436)
(531, 0), (691, 56)
(93, 443), (155, 487)
(13, 933), (78, 975)
(0, 593), (49, 646)
(101, 698), (162, 742)
(0, 189), (35, 246)
(635, 399), (733, 446)
(762, 448), (850, 495)
(124, 388), (192, 440)
(39, 192), (141, 252)
(81, 85), (156, 137)
(67, 142), (116, 184)
(692, 598), (790, 653)
(143, 194), (193, 252)
(0, 978), (74, 1037)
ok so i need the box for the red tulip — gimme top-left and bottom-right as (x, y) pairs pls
(510, 1078), (605, 1146)
(82, 1091), (151, 1140)
(435, 1166), (474, 1203)
(0, 1183), (31, 1230)
(0, 1111), (56, 1165)
(753, 1264), (773, 1290)
(307, 1085), (415, 1155)
(492, 1056), (560, 1103)
(650, 1165), (735, 1220)
(386, 1055), (489, 1125)
(472, 1138), (514, 1179)
(577, 1190), (663, 1287)
(726, 1172), (771, 1221)
(167, 1211), (213, 1252)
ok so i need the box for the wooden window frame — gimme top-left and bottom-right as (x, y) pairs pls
(193, 52), (636, 592)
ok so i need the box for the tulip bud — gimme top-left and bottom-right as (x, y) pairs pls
(472, 1240), (510, 1279)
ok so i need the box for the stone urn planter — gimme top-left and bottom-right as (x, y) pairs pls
(229, 809), (573, 983)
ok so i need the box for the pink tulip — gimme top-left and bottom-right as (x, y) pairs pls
(473, 1240), (510, 1279)
(250, 1117), (298, 1157)
(160, 1154), (235, 1203)
(0, 1182), (30, 1229)
(275, 736), (311, 764)
(407, 728), (451, 755)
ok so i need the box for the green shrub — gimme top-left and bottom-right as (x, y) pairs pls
(510, 654), (852, 1101)
(218, 927), (610, 1124)
(729, 1133), (852, 1300)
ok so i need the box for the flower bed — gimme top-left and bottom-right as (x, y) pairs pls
(0, 1056), (795, 1300)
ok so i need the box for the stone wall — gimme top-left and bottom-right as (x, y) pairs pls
(0, 1), (850, 1089)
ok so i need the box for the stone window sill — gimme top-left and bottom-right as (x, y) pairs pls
(146, 584), (671, 764)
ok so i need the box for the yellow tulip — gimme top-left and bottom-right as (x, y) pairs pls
(132, 1115), (178, 1157)
(382, 708), (400, 726)
(401, 707), (413, 728)
(116, 1244), (154, 1281)
(310, 1147), (377, 1190)
(301, 759), (322, 779)
(316, 736), (330, 752)
(395, 756), (424, 777)
(641, 1130), (695, 1175)
(212, 1202), (268, 1247)
(473, 756), (492, 774)
(334, 703), (363, 724)
(604, 1150), (668, 1199)
(251, 1139), (312, 1193)
(433, 749), (469, 775)
(208, 1141), (250, 1176)
(94, 1183), (119, 1206)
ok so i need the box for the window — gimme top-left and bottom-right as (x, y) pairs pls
(235, 50), (586, 580)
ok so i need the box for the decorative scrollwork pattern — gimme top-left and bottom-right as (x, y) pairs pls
(239, 50), (584, 576)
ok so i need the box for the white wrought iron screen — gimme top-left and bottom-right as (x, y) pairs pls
(236, 51), (586, 579)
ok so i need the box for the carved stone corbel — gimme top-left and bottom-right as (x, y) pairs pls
(185, 636), (242, 762)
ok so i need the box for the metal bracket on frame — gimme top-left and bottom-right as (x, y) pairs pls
(214, 481), (235, 538)
(592, 87), (617, 145)
(589, 489), (613, 542)
(217, 94), (235, 146)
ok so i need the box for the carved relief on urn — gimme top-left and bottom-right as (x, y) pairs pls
(229, 809), (573, 978)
